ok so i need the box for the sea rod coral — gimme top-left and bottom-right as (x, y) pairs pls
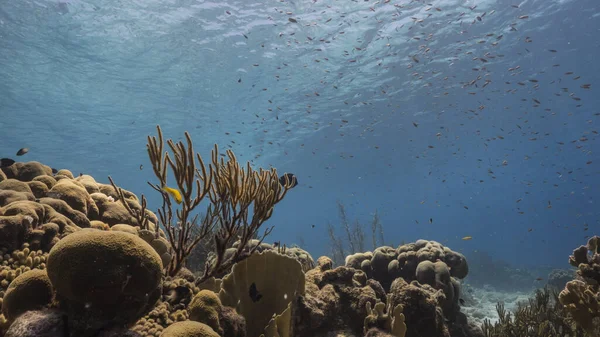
(109, 125), (294, 279)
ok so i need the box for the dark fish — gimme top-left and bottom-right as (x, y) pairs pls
(51, 168), (58, 174)
(249, 282), (263, 303)
(0, 158), (15, 167)
(16, 148), (28, 156)
(459, 298), (465, 305)
(288, 17), (298, 23)
(279, 173), (298, 188)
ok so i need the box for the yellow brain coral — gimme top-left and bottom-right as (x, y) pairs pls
(1, 269), (53, 322)
(160, 321), (220, 337)
(46, 229), (163, 331)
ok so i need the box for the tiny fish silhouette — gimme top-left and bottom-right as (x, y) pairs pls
(16, 148), (28, 156)
(249, 282), (263, 302)
(279, 173), (298, 188)
(51, 168), (58, 174)
(459, 298), (465, 305)
(0, 158), (15, 167)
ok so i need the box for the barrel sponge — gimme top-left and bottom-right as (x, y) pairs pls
(160, 321), (220, 337)
(219, 250), (305, 337)
(188, 290), (222, 334)
(2, 269), (53, 321)
(46, 229), (163, 323)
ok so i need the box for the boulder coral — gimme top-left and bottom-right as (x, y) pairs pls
(346, 240), (468, 292)
(387, 277), (449, 337)
(1, 269), (53, 321)
(160, 321), (220, 337)
(346, 240), (468, 321)
(294, 256), (386, 337)
(188, 289), (246, 337)
(46, 229), (163, 336)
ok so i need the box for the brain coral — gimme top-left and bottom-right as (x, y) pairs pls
(160, 321), (220, 337)
(2, 269), (53, 322)
(46, 229), (163, 335)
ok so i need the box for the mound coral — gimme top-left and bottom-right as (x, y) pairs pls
(160, 321), (220, 337)
(294, 256), (386, 337)
(46, 229), (163, 335)
(1, 269), (53, 321)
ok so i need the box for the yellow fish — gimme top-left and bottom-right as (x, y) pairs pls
(462, 236), (473, 241)
(162, 186), (182, 204)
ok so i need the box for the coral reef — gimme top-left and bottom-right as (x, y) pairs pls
(0, 127), (494, 337)
(47, 229), (163, 335)
(559, 236), (600, 335)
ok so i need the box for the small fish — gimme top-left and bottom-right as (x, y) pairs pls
(139, 164), (143, 170)
(462, 236), (473, 241)
(535, 277), (543, 281)
(0, 158), (15, 167)
(162, 186), (183, 204)
(16, 148), (29, 156)
(249, 282), (263, 302)
(51, 168), (58, 174)
(279, 173), (298, 188)
(288, 17), (297, 23)
(459, 298), (465, 305)
(429, 218), (433, 224)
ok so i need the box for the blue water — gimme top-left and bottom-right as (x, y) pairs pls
(1, 0), (598, 270)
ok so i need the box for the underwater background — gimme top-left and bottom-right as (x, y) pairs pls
(1, 0), (599, 307)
